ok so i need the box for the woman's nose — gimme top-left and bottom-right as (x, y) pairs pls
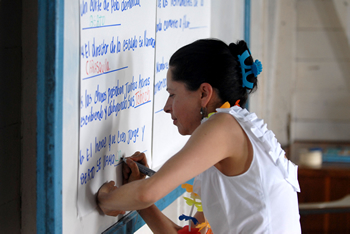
(163, 98), (171, 113)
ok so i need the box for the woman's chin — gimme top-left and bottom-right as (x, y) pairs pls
(177, 127), (190, 136)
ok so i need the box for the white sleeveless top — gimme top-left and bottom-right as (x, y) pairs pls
(193, 106), (301, 234)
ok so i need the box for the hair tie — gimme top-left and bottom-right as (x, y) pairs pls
(238, 50), (263, 89)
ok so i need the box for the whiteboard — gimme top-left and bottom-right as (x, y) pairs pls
(152, 0), (211, 168)
(78, 0), (156, 218)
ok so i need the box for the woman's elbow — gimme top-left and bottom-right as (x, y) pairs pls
(134, 181), (159, 207)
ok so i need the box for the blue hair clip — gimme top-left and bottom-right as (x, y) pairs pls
(238, 50), (263, 89)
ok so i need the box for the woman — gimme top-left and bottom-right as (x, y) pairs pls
(97, 39), (301, 233)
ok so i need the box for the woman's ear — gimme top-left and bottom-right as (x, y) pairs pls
(199, 83), (213, 107)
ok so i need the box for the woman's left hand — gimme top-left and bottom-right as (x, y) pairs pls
(97, 181), (126, 216)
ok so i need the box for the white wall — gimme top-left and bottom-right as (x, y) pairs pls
(333, 0), (350, 46)
(250, 0), (350, 152)
(292, 0), (350, 143)
(250, 0), (297, 146)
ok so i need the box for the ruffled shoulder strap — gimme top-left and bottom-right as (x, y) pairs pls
(215, 106), (300, 192)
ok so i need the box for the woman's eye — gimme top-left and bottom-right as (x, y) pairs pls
(169, 94), (174, 98)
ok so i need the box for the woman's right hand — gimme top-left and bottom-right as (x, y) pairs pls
(122, 151), (148, 184)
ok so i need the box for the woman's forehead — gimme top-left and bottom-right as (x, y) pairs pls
(166, 82), (177, 92)
(166, 78), (185, 91)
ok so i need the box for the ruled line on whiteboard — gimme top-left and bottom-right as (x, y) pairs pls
(82, 24), (121, 30)
(82, 66), (128, 80)
(189, 26), (207, 30)
(155, 109), (163, 114)
(134, 100), (151, 109)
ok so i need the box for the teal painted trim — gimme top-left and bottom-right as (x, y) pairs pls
(103, 178), (195, 234)
(36, 0), (64, 233)
(244, 0), (251, 110)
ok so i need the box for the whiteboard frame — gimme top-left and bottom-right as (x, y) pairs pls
(36, 0), (64, 233)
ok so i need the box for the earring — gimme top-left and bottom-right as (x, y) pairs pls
(200, 107), (207, 119)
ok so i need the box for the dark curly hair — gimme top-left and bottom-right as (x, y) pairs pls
(169, 38), (258, 107)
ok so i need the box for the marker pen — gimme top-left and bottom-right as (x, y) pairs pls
(122, 157), (156, 177)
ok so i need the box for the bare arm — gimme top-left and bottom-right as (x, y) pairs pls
(124, 153), (182, 233)
(138, 205), (182, 234)
(194, 212), (209, 234)
(98, 113), (244, 215)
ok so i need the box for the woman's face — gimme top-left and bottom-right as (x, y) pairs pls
(163, 69), (202, 135)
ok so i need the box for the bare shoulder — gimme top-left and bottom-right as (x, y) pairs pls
(197, 112), (246, 150)
(204, 112), (243, 134)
